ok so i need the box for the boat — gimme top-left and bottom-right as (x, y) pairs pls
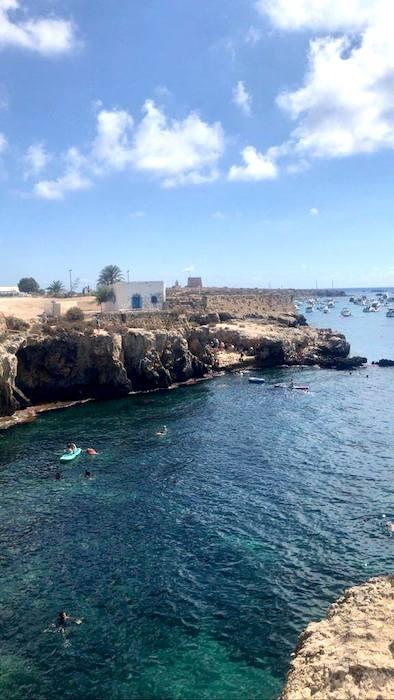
(248, 377), (265, 384)
(386, 308), (394, 317)
(323, 306), (329, 314)
(341, 307), (352, 317)
(60, 447), (82, 462)
(305, 303), (314, 313)
(273, 383), (309, 391)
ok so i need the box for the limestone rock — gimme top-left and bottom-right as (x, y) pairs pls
(281, 576), (394, 700)
(16, 332), (132, 402)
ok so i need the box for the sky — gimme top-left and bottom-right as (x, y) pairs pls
(1, 0), (394, 290)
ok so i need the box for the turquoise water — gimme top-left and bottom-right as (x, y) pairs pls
(1, 311), (394, 699)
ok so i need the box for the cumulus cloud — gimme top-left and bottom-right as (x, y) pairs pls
(34, 147), (91, 200)
(309, 207), (319, 215)
(32, 99), (225, 198)
(130, 100), (224, 185)
(0, 131), (7, 152)
(228, 146), (278, 181)
(256, 0), (374, 31)
(0, 0), (78, 55)
(232, 81), (252, 115)
(24, 142), (51, 177)
(256, 0), (394, 167)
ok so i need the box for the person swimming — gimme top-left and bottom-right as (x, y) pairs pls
(156, 425), (168, 436)
(84, 470), (91, 479)
(288, 378), (294, 390)
(65, 442), (77, 453)
(86, 448), (97, 455)
(56, 611), (82, 630)
(55, 472), (62, 480)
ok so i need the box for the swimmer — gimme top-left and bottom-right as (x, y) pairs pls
(156, 425), (168, 436)
(386, 521), (394, 536)
(84, 470), (91, 479)
(288, 378), (294, 390)
(55, 472), (62, 480)
(65, 442), (77, 453)
(55, 611), (82, 635)
(86, 448), (97, 455)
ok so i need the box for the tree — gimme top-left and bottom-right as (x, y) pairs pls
(18, 277), (40, 294)
(97, 265), (124, 286)
(95, 285), (115, 313)
(47, 280), (66, 297)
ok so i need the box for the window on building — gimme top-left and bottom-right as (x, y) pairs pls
(151, 295), (158, 305)
(131, 294), (142, 309)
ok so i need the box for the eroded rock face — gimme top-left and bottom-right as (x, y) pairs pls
(281, 576), (394, 700)
(16, 332), (132, 402)
(0, 347), (19, 416)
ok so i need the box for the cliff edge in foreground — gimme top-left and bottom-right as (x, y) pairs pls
(281, 576), (394, 700)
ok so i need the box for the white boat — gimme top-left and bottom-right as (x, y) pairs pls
(323, 306), (329, 313)
(341, 307), (352, 317)
(386, 308), (394, 317)
(305, 304), (314, 313)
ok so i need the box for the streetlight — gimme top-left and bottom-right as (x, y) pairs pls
(127, 270), (130, 283)
(69, 269), (72, 293)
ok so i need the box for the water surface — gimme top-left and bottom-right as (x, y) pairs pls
(1, 311), (393, 699)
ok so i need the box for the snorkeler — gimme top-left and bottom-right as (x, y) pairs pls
(56, 611), (82, 631)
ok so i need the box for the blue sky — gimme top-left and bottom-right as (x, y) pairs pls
(1, 0), (394, 289)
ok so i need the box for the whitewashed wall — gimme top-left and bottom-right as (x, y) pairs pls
(103, 281), (166, 312)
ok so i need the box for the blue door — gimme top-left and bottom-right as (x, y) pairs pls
(131, 294), (142, 309)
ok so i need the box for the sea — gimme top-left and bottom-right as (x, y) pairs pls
(0, 289), (393, 700)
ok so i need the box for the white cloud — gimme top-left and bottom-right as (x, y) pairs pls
(34, 147), (91, 200)
(228, 146), (278, 181)
(0, 0), (78, 55)
(256, 0), (374, 31)
(32, 99), (225, 198)
(93, 109), (134, 170)
(309, 207), (319, 215)
(130, 210), (145, 218)
(0, 131), (7, 153)
(256, 0), (394, 167)
(24, 142), (51, 177)
(131, 100), (224, 184)
(245, 25), (262, 44)
(232, 81), (252, 115)
(183, 265), (194, 273)
(212, 210), (225, 219)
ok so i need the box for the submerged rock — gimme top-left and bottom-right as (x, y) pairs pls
(281, 576), (394, 700)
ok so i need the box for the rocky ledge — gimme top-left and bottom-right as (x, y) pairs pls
(0, 312), (356, 422)
(281, 576), (394, 700)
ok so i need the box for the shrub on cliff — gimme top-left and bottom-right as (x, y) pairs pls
(64, 306), (84, 322)
(6, 316), (29, 331)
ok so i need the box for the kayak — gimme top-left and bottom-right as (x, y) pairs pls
(60, 447), (82, 463)
(273, 384), (309, 391)
(248, 377), (265, 384)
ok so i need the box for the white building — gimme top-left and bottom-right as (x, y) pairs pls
(0, 286), (23, 297)
(103, 281), (166, 312)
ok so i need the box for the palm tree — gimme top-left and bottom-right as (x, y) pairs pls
(95, 285), (115, 313)
(97, 265), (124, 286)
(47, 280), (66, 297)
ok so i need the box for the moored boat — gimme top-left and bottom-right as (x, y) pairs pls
(341, 307), (352, 317)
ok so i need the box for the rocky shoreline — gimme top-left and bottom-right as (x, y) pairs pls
(281, 576), (394, 700)
(0, 308), (363, 428)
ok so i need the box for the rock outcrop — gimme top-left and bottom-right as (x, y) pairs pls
(377, 358), (394, 367)
(0, 314), (355, 421)
(281, 576), (394, 700)
(16, 332), (132, 403)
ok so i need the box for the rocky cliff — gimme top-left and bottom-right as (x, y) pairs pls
(0, 314), (355, 420)
(281, 576), (394, 700)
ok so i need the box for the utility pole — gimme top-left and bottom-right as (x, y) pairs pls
(69, 269), (72, 293)
(127, 270), (130, 283)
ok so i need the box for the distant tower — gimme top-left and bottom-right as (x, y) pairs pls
(187, 277), (202, 289)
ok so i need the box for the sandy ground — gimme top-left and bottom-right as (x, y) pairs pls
(0, 295), (98, 320)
